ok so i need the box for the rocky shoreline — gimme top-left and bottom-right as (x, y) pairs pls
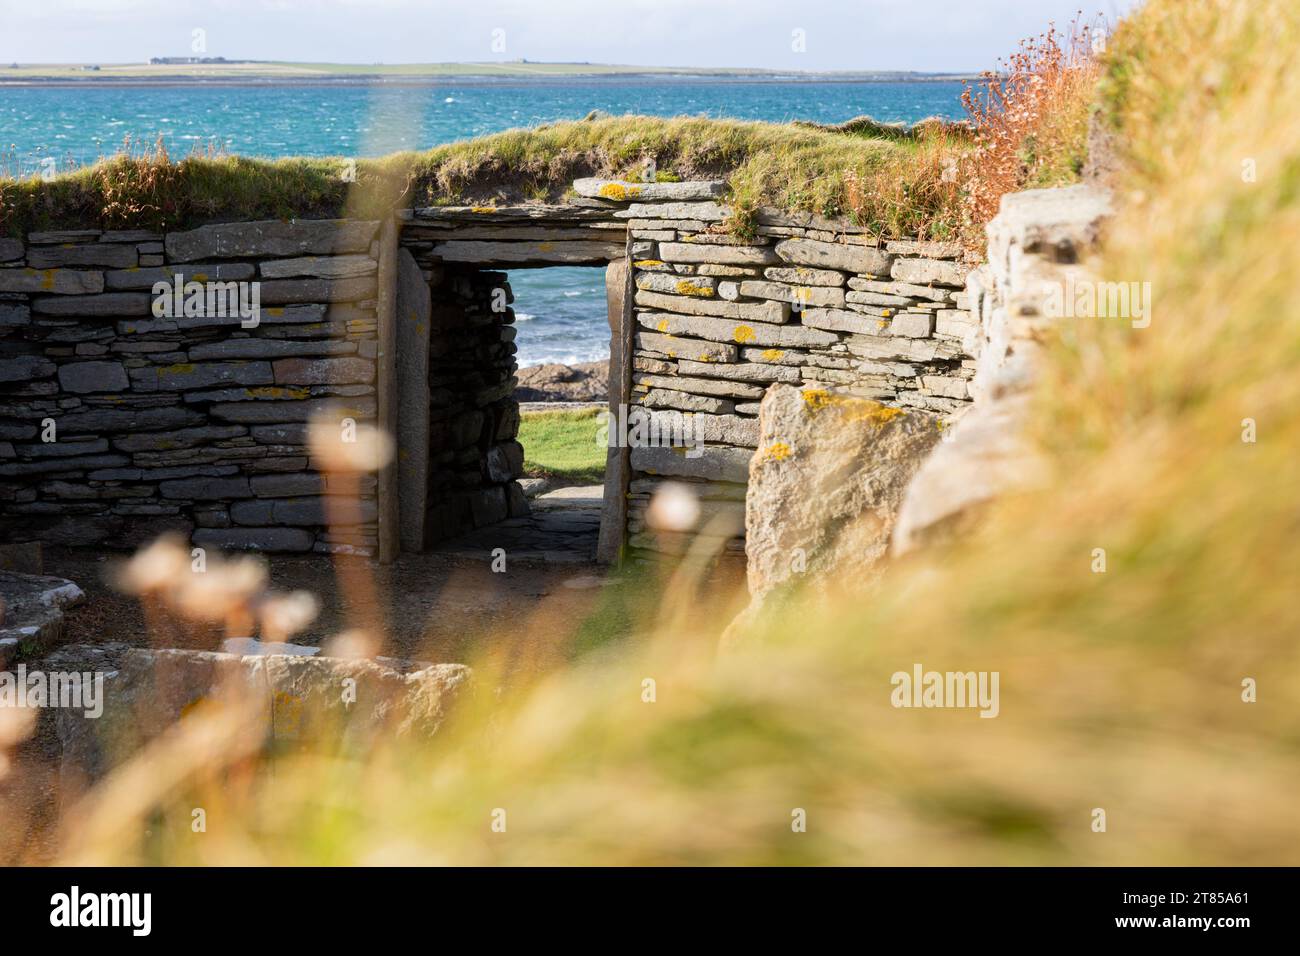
(513, 360), (609, 403)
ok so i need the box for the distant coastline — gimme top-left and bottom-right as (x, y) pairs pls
(0, 61), (976, 87)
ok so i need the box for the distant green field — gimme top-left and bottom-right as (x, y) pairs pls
(518, 408), (606, 484)
(0, 61), (970, 82)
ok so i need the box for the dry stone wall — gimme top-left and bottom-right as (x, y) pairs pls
(587, 182), (978, 560)
(398, 254), (529, 544)
(893, 184), (1113, 553)
(2, 184), (986, 563)
(0, 220), (382, 554)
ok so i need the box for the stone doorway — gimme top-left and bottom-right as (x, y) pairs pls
(432, 264), (618, 564)
(392, 205), (631, 564)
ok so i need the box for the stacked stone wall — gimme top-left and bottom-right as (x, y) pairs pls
(422, 265), (527, 542)
(2, 187), (988, 563)
(589, 184), (978, 559)
(0, 220), (382, 554)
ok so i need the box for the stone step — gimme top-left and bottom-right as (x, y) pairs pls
(0, 570), (85, 667)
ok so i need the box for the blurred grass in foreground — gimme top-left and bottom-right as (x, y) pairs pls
(23, 0), (1300, 865)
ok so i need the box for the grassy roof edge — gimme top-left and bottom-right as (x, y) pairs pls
(0, 115), (975, 242)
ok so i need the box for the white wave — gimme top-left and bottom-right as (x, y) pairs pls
(517, 350), (612, 367)
(514, 312), (535, 321)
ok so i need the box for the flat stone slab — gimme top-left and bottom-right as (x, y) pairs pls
(0, 570), (85, 667)
(434, 510), (600, 564)
(48, 643), (471, 794)
(165, 219), (379, 262)
(219, 637), (321, 657)
(429, 239), (625, 266)
(572, 178), (726, 202)
(406, 204), (622, 223)
(531, 484), (604, 511)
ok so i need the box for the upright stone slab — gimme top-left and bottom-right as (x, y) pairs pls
(395, 248), (432, 553)
(597, 258), (632, 564)
(742, 384), (942, 609)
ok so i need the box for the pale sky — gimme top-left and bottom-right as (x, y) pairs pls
(0, 0), (1137, 72)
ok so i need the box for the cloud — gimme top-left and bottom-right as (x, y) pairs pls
(0, 0), (1137, 70)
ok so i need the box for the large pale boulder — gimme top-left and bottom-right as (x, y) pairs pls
(891, 394), (1047, 554)
(742, 384), (942, 607)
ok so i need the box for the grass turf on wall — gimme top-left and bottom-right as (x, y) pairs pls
(0, 115), (975, 241)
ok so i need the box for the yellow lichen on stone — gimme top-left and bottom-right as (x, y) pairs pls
(633, 259), (665, 269)
(675, 280), (714, 297)
(733, 325), (756, 343)
(763, 441), (792, 461)
(657, 319), (670, 332)
(877, 320), (888, 330)
(266, 307), (285, 317)
(598, 182), (642, 200)
(800, 388), (903, 426)
(848, 403), (906, 427)
(538, 242), (554, 252)
(164, 363), (197, 374)
(802, 388), (831, 410)
(470, 206), (496, 214)
(40, 270), (54, 290)
(761, 349), (784, 362)
(247, 386), (309, 400)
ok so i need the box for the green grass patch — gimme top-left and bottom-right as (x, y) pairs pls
(518, 408), (606, 484)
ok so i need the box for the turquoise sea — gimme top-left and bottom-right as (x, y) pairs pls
(0, 79), (967, 366)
